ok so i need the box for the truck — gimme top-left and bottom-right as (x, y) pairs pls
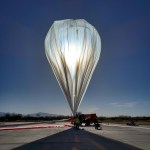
(70, 113), (102, 129)
(79, 113), (97, 126)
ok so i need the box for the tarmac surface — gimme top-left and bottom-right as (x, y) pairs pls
(0, 122), (150, 150)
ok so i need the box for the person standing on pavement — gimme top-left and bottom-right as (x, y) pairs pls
(74, 115), (80, 130)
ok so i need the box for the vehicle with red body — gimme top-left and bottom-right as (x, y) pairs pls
(70, 113), (102, 129)
(70, 114), (97, 125)
(79, 113), (97, 126)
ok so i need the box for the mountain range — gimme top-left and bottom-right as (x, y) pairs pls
(0, 112), (62, 117)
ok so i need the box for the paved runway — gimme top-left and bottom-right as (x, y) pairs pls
(0, 122), (149, 150)
(85, 124), (150, 150)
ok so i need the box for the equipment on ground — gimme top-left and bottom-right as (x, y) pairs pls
(79, 114), (97, 126)
(127, 120), (137, 126)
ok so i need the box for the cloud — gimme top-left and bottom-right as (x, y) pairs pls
(87, 106), (99, 113)
(109, 102), (137, 108)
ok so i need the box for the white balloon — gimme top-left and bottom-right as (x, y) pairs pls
(45, 19), (101, 115)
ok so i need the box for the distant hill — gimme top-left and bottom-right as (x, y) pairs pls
(0, 112), (6, 117)
(0, 112), (63, 117)
(28, 112), (62, 117)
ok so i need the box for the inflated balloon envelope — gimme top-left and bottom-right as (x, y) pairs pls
(45, 19), (101, 116)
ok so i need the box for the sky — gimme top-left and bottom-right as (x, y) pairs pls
(0, 0), (150, 116)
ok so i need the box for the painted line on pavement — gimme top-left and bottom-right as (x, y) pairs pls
(0, 124), (72, 130)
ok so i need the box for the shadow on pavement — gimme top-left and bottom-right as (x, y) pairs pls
(13, 128), (142, 150)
